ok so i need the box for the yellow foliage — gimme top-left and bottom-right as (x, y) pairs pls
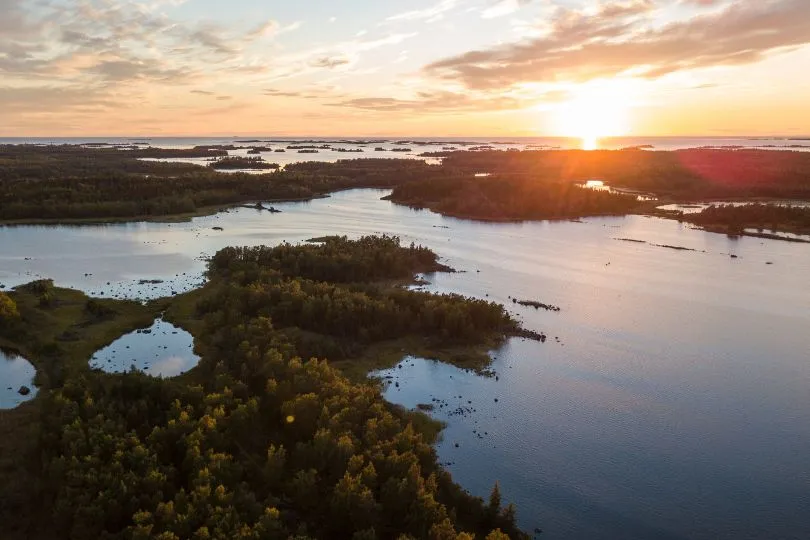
(0, 292), (19, 321)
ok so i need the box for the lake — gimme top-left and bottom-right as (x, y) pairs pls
(1, 189), (809, 539)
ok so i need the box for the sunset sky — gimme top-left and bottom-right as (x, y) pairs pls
(2, 0), (809, 137)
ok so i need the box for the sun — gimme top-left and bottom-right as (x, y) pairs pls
(552, 80), (636, 149)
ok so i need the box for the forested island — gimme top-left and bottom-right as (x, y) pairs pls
(2, 145), (810, 224)
(384, 175), (642, 222)
(208, 157), (281, 171)
(679, 204), (810, 237)
(0, 236), (531, 539)
(431, 149), (810, 200)
(0, 145), (440, 223)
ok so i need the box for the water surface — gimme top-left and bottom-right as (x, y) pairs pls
(1, 189), (809, 539)
(0, 350), (37, 409)
(90, 319), (199, 378)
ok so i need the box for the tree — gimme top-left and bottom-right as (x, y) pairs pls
(0, 292), (20, 323)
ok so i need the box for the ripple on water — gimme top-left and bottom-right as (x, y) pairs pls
(90, 319), (199, 378)
(1, 349), (37, 409)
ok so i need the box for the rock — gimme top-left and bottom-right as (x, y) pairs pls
(18, 386), (31, 396)
(212, 226), (224, 231)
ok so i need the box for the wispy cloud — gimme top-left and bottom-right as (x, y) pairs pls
(387, 0), (459, 23)
(426, 0), (810, 90)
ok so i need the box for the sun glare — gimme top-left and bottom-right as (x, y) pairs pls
(553, 80), (636, 150)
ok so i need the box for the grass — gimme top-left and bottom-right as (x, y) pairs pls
(1, 282), (159, 378)
(0, 282), (160, 540)
(334, 335), (501, 382)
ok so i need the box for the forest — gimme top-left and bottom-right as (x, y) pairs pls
(385, 175), (642, 221)
(3, 144), (809, 224)
(209, 157), (281, 170)
(0, 146), (442, 222)
(681, 204), (810, 236)
(1, 237), (530, 539)
(432, 149), (810, 200)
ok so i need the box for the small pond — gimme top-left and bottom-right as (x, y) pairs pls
(1, 349), (37, 409)
(90, 318), (200, 378)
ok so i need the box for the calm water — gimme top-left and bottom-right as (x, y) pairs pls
(0, 350), (37, 409)
(90, 318), (199, 378)
(2, 136), (809, 153)
(1, 189), (809, 539)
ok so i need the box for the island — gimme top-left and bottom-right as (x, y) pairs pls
(208, 156), (281, 170)
(0, 236), (531, 539)
(2, 145), (810, 228)
(678, 203), (810, 239)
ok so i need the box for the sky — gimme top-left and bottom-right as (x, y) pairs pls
(1, 0), (809, 137)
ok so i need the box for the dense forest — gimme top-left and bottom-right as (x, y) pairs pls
(3, 144), (809, 223)
(0, 146), (442, 222)
(385, 175), (642, 221)
(433, 149), (810, 200)
(209, 157), (281, 171)
(682, 204), (810, 235)
(1, 237), (530, 539)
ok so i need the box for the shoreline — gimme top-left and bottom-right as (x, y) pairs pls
(0, 196), (328, 226)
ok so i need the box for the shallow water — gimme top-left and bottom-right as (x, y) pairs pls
(1, 189), (809, 539)
(0, 349), (37, 409)
(89, 318), (199, 378)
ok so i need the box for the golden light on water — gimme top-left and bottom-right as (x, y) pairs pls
(552, 80), (636, 150)
(581, 136), (599, 151)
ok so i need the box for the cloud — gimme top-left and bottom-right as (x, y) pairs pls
(481, 0), (534, 19)
(387, 0), (459, 23)
(425, 0), (810, 90)
(88, 60), (193, 83)
(246, 19), (302, 40)
(0, 85), (118, 112)
(310, 55), (352, 69)
(330, 89), (550, 113)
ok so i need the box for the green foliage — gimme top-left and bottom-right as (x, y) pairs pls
(33, 237), (528, 539)
(0, 146), (439, 222)
(0, 292), (19, 322)
(19, 279), (54, 295)
(210, 235), (449, 283)
(434, 149), (810, 200)
(3, 145), (810, 223)
(685, 203), (810, 234)
(388, 175), (641, 221)
(209, 157), (280, 170)
(85, 299), (117, 319)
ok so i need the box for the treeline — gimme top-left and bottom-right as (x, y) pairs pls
(209, 157), (280, 170)
(4, 145), (810, 222)
(209, 235), (450, 283)
(28, 237), (528, 539)
(0, 146), (442, 221)
(436, 149), (810, 200)
(203, 237), (513, 360)
(684, 204), (810, 234)
(386, 175), (641, 221)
